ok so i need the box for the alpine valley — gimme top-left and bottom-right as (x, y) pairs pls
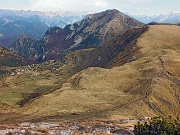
(0, 9), (179, 134)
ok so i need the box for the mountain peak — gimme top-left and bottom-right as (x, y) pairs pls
(67, 9), (143, 50)
(9, 9), (143, 62)
(104, 9), (120, 14)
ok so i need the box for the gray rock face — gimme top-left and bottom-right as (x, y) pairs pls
(66, 9), (143, 50)
(9, 36), (45, 62)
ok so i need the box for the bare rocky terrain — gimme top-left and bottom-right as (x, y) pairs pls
(0, 119), (138, 135)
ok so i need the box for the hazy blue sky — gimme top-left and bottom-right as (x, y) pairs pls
(0, 0), (179, 15)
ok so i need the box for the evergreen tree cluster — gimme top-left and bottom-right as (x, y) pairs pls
(134, 116), (180, 135)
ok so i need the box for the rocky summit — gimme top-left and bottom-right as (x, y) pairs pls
(65, 9), (143, 50)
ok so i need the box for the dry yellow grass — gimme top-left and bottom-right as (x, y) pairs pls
(0, 25), (179, 123)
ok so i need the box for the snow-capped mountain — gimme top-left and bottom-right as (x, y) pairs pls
(0, 9), (91, 28)
(132, 12), (180, 24)
(155, 12), (180, 23)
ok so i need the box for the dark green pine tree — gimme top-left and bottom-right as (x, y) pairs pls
(134, 116), (180, 135)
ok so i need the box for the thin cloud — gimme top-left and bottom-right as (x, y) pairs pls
(0, 0), (179, 15)
(30, 0), (110, 11)
(29, 0), (152, 11)
(127, 0), (153, 3)
(95, 1), (108, 7)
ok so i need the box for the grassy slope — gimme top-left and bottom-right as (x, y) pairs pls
(0, 47), (25, 67)
(0, 46), (26, 81)
(0, 25), (179, 123)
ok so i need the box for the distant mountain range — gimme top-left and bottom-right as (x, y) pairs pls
(0, 9), (90, 28)
(0, 9), (89, 48)
(132, 12), (180, 24)
(0, 18), (48, 48)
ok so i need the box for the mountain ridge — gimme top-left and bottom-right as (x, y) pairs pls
(9, 9), (143, 62)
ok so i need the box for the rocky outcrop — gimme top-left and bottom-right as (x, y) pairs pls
(66, 9), (143, 50)
(9, 36), (45, 62)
